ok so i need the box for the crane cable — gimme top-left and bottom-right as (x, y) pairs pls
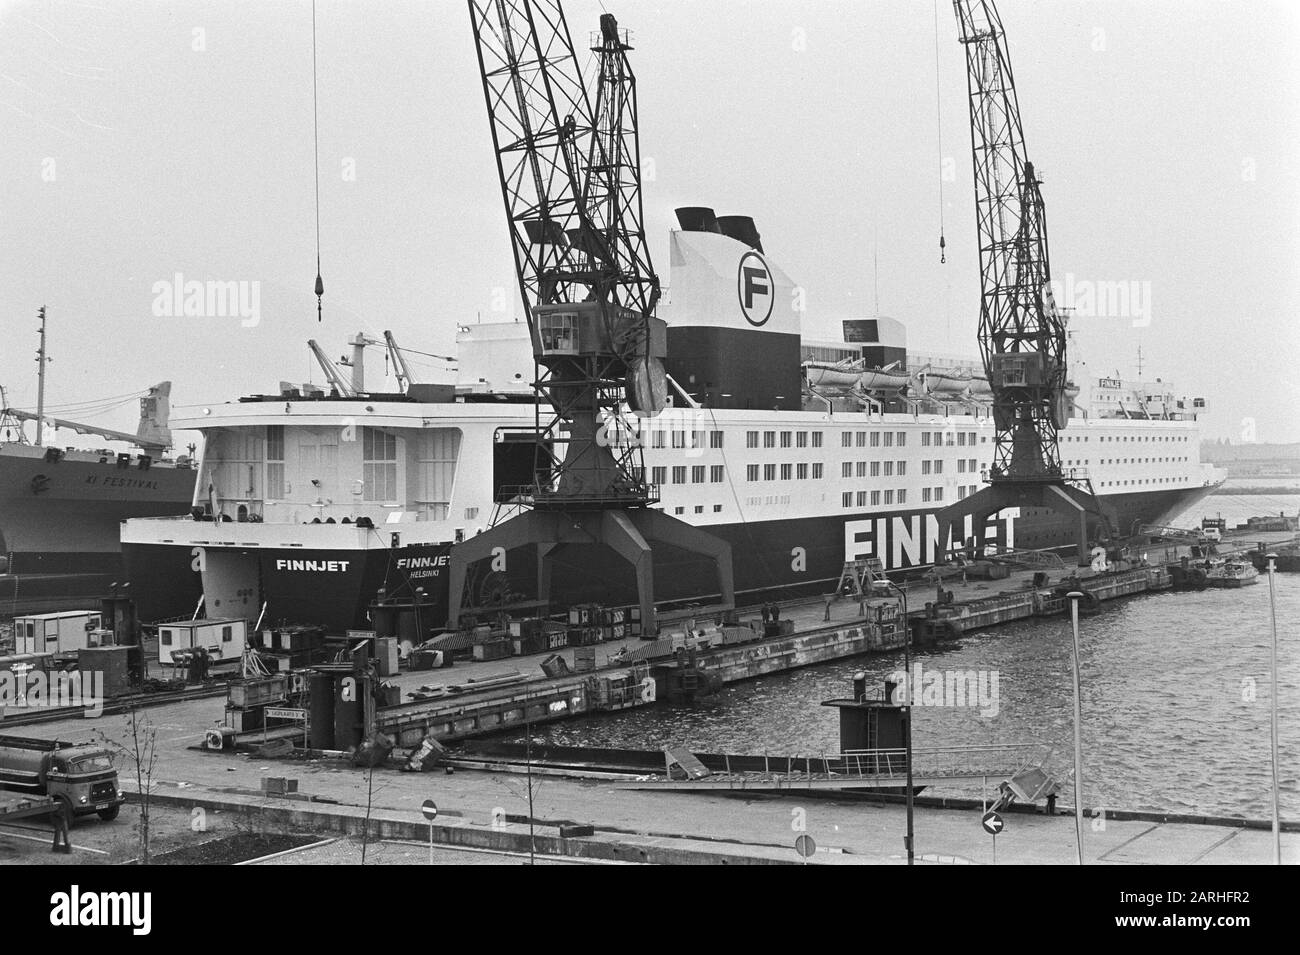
(934, 0), (946, 264)
(312, 0), (325, 321)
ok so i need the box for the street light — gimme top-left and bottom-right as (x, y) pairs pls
(1067, 591), (1086, 866)
(883, 579), (914, 866)
(1266, 554), (1280, 865)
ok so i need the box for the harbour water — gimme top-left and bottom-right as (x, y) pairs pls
(516, 489), (1300, 820)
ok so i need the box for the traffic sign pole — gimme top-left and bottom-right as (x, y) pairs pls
(421, 799), (438, 865)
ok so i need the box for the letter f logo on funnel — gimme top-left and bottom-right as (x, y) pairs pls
(737, 251), (774, 326)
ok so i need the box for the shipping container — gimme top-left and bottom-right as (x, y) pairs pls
(12, 611), (102, 656)
(157, 618), (248, 664)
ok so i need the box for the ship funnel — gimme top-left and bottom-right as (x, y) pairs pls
(716, 215), (764, 253)
(136, 381), (172, 450)
(674, 206), (721, 234)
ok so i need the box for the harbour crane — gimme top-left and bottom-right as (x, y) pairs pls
(936, 0), (1113, 565)
(447, 1), (734, 632)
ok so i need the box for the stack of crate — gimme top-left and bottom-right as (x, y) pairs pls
(572, 645), (597, 673)
(566, 624), (602, 647)
(472, 636), (513, 661)
(225, 675), (288, 733)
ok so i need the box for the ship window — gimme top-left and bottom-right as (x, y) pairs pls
(674, 506), (684, 515)
(934, 460), (943, 474)
(871, 490), (880, 506)
(711, 431), (724, 449)
(780, 464), (792, 480)
(865, 432), (876, 447)
(652, 430), (667, 449)
(959, 460), (968, 473)
(945, 431), (955, 446)
(694, 505), (704, 514)
(883, 461), (894, 477)
(746, 431), (759, 449)
(883, 432), (894, 448)
(652, 466), (667, 485)
(897, 489), (906, 504)
(812, 463), (823, 479)
(842, 492), (853, 508)
(869, 461), (879, 477)
(897, 461), (907, 477)
(763, 464), (776, 481)
(922, 432), (932, 447)
(362, 427), (399, 503)
(795, 432), (808, 448)
(416, 428), (461, 521)
(811, 432), (823, 448)
(933, 432), (943, 445)
(857, 491), (869, 506)
(957, 487), (966, 499)
(923, 460), (932, 475)
(763, 431), (776, 449)
(842, 432), (852, 448)
(934, 487), (944, 501)
(842, 462), (852, 478)
(266, 425), (285, 499)
(692, 466), (706, 484)
(672, 466), (686, 484)
(671, 430), (686, 449)
(710, 465), (724, 483)
(896, 432), (906, 447)
(714, 504), (723, 512)
(923, 487), (932, 502)
(969, 459), (976, 471)
(796, 463), (808, 479)
(780, 431), (792, 448)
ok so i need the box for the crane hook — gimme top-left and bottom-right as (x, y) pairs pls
(939, 232), (947, 264)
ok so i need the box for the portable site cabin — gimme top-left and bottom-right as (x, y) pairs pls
(12, 611), (102, 655)
(157, 619), (248, 665)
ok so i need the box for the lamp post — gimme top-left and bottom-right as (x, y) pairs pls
(1266, 554), (1280, 865)
(1067, 591), (1086, 865)
(885, 579), (914, 866)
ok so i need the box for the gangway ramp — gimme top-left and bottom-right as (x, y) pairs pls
(617, 744), (1052, 794)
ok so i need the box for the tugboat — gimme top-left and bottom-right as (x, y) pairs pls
(1205, 557), (1259, 588)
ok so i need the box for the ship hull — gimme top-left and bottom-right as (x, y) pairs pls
(0, 447), (196, 611)
(121, 483), (1215, 631)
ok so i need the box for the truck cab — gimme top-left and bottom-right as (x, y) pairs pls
(0, 735), (124, 825)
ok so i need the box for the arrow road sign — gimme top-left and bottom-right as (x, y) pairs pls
(982, 810), (1004, 835)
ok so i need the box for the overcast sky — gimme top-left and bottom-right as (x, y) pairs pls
(2, 0), (1297, 444)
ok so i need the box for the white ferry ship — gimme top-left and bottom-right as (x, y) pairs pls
(121, 211), (1221, 631)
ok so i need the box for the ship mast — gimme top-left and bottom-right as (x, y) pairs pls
(34, 306), (49, 447)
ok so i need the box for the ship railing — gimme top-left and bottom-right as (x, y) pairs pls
(837, 743), (1045, 780)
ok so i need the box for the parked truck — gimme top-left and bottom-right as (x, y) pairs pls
(0, 734), (124, 825)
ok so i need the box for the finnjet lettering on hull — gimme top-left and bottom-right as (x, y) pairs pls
(395, 553), (450, 581)
(274, 559), (351, 573)
(843, 508), (1017, 570)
